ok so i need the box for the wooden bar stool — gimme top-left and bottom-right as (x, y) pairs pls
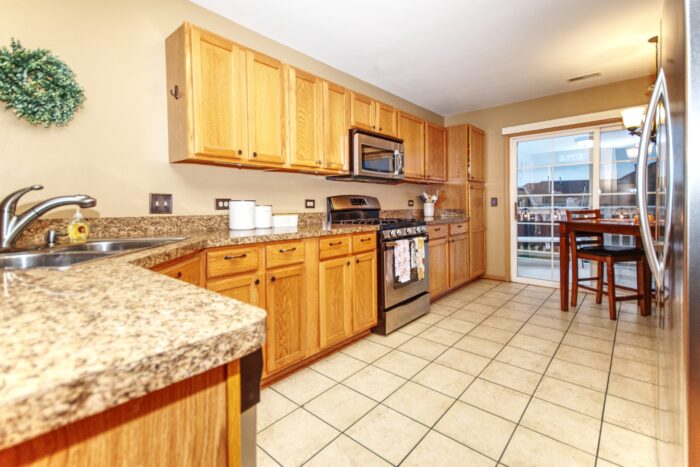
(566, 210), (647, 320)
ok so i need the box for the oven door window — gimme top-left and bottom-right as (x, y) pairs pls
(361, 144), (395, 174)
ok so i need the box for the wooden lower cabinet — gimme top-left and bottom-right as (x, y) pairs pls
(207, 272), (264, 307)
(428, 237), (450, 296)
(265, 264), (308, 373)
(449, 234), (470, 287)
(319, 257), (352, 348)
(352, 251), (377, 333)
(469, 230), (486, 278)
(154, 233), (378, 382)
(0, 362), (240, 467)
(151, 252), (203, 286)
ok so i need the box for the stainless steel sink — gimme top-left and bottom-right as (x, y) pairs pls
(0, 251), (108, 270)
(0, 237), (185, 270)
(57, 238), (184, 253)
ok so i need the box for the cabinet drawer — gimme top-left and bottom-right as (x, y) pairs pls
(428, 224), (448, 239)
(319, 235), (351, 260)
(266, 241), (305, 268)
(352, 232), (377, 253)
(449, 222), (468, 236)
(155, 254), (202, 286)
(207, 246), (259, 278)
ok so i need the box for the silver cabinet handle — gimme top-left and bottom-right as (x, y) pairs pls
(636, 69), (674, 288)
(224, 253), (247, 260)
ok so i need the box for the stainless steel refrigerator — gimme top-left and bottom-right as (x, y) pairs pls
(635, 0), (698, 464)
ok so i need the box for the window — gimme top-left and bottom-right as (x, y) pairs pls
(510, 124), (657, 286)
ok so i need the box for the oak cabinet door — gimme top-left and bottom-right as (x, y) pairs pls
(468, 125), (485, 182)
(319, 257), (352, 348)
(425, 123), (447, 182)
(323, 81), (349, 171)
(207, 272), (264, 308)
(428, 237), (449, 296)
(288, 67), (323, 169)
(190, 27), (247, 159)
(265, 265), (307, 373)
(398, 112), (426, 180)
(352, 251), (377, 333)
(350, 92), (375, 131)
(247, 50), (287, 164)
(469, 230), (486, 278)
(468, 182), (486, 278)
(154, 253), (203, 287)
(449, 234), (470, 287)
(376, 102), (398, 137)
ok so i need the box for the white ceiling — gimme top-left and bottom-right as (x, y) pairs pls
(192, 0), (662, 116)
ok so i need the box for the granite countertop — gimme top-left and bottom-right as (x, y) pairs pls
(0, 223), (378, 450)
(423, 216), (470, 225)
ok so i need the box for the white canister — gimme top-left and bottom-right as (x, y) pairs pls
(229, 200), (256, 230)
(423, 202), (435, 218)
(255, 205), (273, 229)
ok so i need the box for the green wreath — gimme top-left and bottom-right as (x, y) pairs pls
(0, 39), (85, 127)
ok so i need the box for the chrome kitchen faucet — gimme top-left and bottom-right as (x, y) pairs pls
(0, 185), (96, 250)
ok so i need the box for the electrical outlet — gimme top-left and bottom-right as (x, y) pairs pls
(215, 199), (230, 210)
(408, 199), (414, 207)
(491, 197), (498, 207)
(305, 199), (315, 209)
(150, 193), (172, 214)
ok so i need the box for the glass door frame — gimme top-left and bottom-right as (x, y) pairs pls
(508, 123), (625, 287)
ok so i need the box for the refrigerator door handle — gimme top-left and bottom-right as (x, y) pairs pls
(636, 69), (675, 288)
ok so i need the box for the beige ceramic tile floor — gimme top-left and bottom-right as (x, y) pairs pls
(256, 279), (662, 467)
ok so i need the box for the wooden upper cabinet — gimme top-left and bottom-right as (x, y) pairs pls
(352, 251), (377, 333)
(350, 92), (375, 131)
(189, 27), (247, 160)
(319, 257), (352, 348)
(375, 102), (398, 137)
(247, 50), (287, 165)
(265, 264), (307, 373)
(425, 123), (447, 182)
(398, 112), (426, 180)
(468, 125), (485, 182)
(288, 67), (322, 169)
(323, 81), (349, 171)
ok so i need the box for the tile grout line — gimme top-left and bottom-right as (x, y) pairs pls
(594, 303), (621, 466)
(397, 285), (560, 465)
(495, 288), (586, 465)
(296, 282), (502, 466)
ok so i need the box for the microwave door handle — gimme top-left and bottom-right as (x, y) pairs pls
(394, 150), (404, 176)
(636, 69), (673, 288)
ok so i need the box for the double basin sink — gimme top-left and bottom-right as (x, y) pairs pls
(0, 238), (184, 270)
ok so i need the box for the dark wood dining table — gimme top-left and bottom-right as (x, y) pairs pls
(558, 218), (652, 315)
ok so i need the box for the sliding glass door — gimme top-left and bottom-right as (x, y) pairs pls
(510, 125), (652, 287)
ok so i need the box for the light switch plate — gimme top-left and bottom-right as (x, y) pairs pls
(491, 197), (498, 207)
(150, 193), (172, 214)
(408, 200), (414, 207)
(305, 199), (315, 209)
(215, 198), (230, 210)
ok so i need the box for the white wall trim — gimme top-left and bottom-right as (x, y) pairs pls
(501, 107), (628, 135)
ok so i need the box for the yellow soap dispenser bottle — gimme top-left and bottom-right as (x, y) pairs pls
(66, 208), (90, 243)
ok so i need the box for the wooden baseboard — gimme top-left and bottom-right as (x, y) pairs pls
(261, 331), (370, 387)
(482, 274), (507, 282)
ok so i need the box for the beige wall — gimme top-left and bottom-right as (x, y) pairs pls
(0, 0), (442, 218)
(445, 76), (654, 279)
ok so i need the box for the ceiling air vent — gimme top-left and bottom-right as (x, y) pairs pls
(566, 72), (602, 83)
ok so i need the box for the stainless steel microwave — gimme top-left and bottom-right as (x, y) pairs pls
(326, 128), (404, 184)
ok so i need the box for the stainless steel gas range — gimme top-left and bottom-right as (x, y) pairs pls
(327, 195), (430, 335)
